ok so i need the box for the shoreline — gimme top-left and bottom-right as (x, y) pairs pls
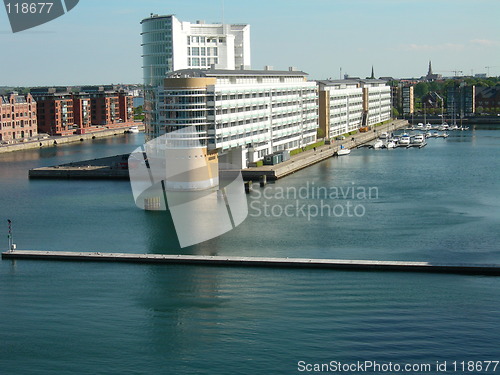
(28, 120), (409, 181)
(0, 123), (144, 155)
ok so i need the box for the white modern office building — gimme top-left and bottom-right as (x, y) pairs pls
(141, 15), (251, 141)
(318, 79), (391, 139)
(318, 80), (364, 139)
(141, 14), (251, 87)
(359, 79), (392, 127)
(155, 68), (318, 169)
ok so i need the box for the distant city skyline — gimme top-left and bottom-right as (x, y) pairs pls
(1, 0), (499, 86)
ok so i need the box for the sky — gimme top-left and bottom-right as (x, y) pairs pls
(1, 0), (499, 86)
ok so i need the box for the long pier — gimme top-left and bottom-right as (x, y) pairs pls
(2, 250), (500, 276)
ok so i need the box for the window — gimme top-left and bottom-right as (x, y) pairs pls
(192, 58), (200, 66)
(201, 58), (207, 66)
(201, 47), (206, 56)
(187, 36), (190, 45)
(192, 47), (199, 56)
(187, 47), (191, 56)
(213, 47), (218, 56)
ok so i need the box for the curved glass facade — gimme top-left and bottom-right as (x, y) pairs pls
(141, 16), (173, 87)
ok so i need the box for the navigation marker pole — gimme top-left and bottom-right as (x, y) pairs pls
(7, 219), (15, 252)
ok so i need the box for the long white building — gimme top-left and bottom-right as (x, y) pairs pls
(156, 68), (318, 169)
(318, 79), (391, 139)
(359, 79), (392, 127)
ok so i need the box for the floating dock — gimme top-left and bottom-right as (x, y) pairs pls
(2, 250), (500, 276)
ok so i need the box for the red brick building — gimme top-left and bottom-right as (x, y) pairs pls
(0, 92), (38, 142)
(31, 86), (135, 136)
(30, 87), (75, 136)
(119, 92), (134, 123)
(72, 92), (92, 132)
(475, 86), (500, 112)
(81, 86), (135, 128)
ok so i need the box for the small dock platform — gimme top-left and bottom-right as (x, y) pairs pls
(29, 154), (130, 180)
(2, 250), (500, 276)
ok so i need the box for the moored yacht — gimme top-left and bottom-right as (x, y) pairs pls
(399, 133), (411, 145)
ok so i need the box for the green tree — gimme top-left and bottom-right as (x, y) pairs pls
(414, 82), (430, 98)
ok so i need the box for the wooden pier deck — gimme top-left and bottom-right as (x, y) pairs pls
(2, 250), (500, 276)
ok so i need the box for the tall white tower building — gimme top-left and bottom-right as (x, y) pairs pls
(141, 14), (251, 138)
(141, 14), (251, 87)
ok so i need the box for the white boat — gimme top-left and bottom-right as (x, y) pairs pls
(416, 123), (424, 129)
(386, 141), (396, 149)
(425, 131), (432, 138)
(411, 134), (425, 144)
(449, 124), (459, 131)
(425, 123), (432, 130)
(373, 140), (384, 149)
(127, 126), (140, 133)
(438, 124), (449, 131)
(399, 133), (411, 145)
(337, 146), (351, 156)
(440, 132), (449, 138)
(379, 132), (389, 140)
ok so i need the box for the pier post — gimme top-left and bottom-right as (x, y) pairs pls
(259, 175), (267, 187)
(245, 181), (253, 194)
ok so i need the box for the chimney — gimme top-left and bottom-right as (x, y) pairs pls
(288, 66), (298, 72)
(264, 65), (273, 71)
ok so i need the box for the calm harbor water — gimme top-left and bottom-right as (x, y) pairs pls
(1, 129), (499, 374)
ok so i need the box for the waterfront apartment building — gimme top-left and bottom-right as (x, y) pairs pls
(141, 14), (251, 87)
(155, 68), (318, 169)
(31, 86), (135, 135)
(318, 80), (363, 139)
(81, 86), (134, 126)
(318, 79), (391, 139)
(72, 92), (92, 130)
(360, 79), (392, 126)
(447, 85), (475, 118)
(30, 87), (74, 136)
(402, 85), (414, 115)
(475, 86), (500, 112)
(0, 92), (38, 142)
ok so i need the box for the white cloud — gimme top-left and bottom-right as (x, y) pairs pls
(401, 43), (465, 52)
(470, 39), (500, 47)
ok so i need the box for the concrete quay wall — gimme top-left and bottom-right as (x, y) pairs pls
(0, 124), (144, 154)
(2, 250), (500, 276)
